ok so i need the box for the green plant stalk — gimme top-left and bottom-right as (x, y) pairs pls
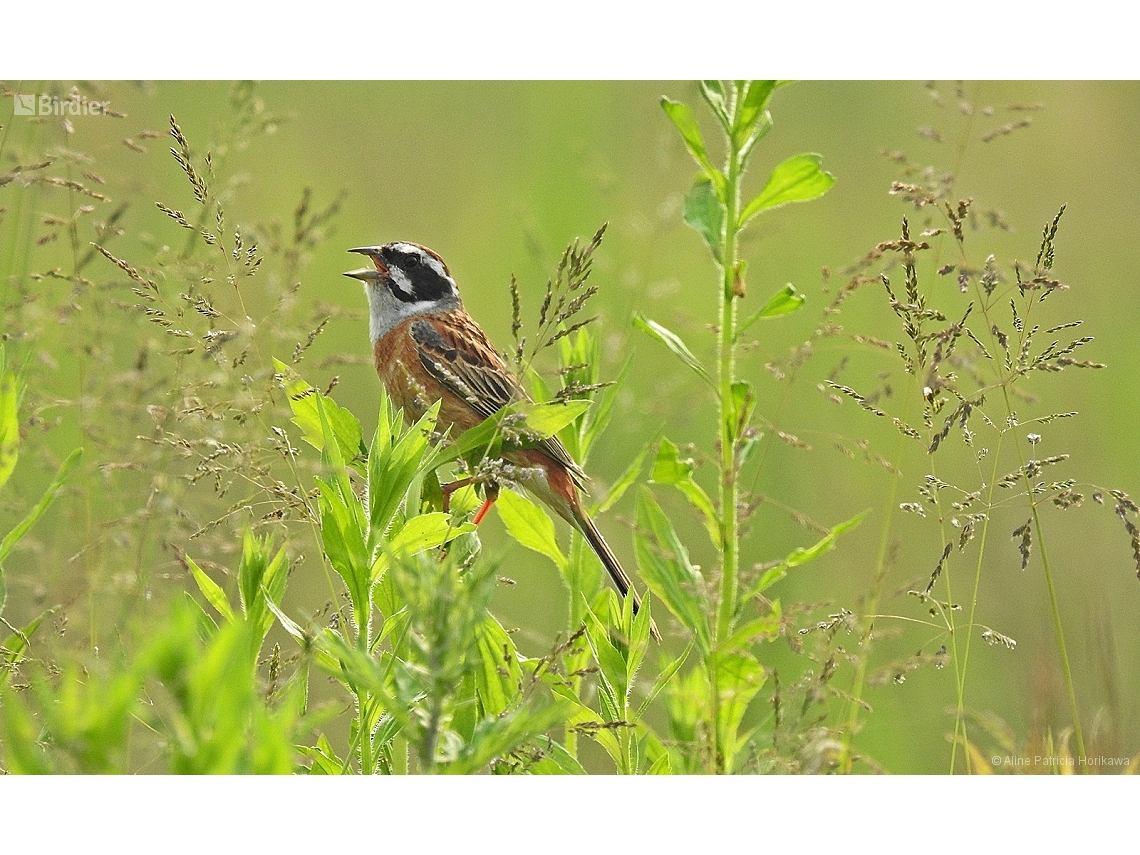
(1000, 389), (1086, 761)
(715, 149), (742, 645)
(839, 374), (916, 771)
(707, 108), (744, 775)
(563, 535), (588, 760)
(950, 429), (1006, 773)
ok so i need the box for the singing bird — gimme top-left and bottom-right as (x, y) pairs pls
(344, 241), (653, 630)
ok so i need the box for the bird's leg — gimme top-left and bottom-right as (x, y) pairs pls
(439, 476), (475, 513)
(472, 483), (501, 526)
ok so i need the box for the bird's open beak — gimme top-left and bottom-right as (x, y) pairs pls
(344, 246), (387, 282)
(343, 266), (381, 282)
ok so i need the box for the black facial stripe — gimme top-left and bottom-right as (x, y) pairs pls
(382, 246), (452, 303)
(388, 277), (418, 303)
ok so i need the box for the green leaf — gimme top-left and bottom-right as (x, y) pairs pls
(634, 642), (692, 723)
(660, 97), (726, 197)
(632, 314), (713, 387)
(733, 81), (776, 158)
(497, 489), (567, 570)
(683, 178), (725, 263)
(595, 442), (650, 514)
(650, 438), (720, 548)
(186, 554), (236, 623)
(371, 513), (474, 582)
(583, 600), (630, 716)
(698, 81), (730, 129)
(367, 397), (440, 540)
(236, 530), (288, 641)
(744, 511), (868, 599)
(316, 475), (370, 634)
(729, 383), (756, 440)
(634, 487), (710, 652)
(442, 699), (573, 775)
(735, 81), (776, 135)
(0, 448), (83, 566)
(263, 596), (309, 645)
(276, 358), (364, 467)
(528, 737), (587, 774)
(714, 650), (766, 773)
(0, 364), (18, 492)
(473, 617), (522, 718)
(724, 606), (782, 650)
(738, 285), (807, 338)
(785, 510), (867, 567)
(1, 606), (56, 666)
(740, 153), (836, 225)
(455, 400), (591, 467)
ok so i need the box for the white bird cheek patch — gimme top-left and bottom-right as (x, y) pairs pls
(388, 267), (414, 298)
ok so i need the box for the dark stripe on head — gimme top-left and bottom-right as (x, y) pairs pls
(381, 243), (455, 304)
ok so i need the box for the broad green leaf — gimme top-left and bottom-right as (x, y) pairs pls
(666, 666), (710, 748)
(0, 447), (83, 566)
(583, 600), (629, 716)
(516, 400), (592, 438)
(275, 358), (364, 467)
(187, 554), (236, 623)
(367, 397), (440, 540)
(634, 487), (710, 651)
(0, 365), (18, 492)
(497, 489), (567, 570)
(683, 178), (724, 263)
(299, 734), (344, 775)
(442, 699), (572, 775)
(733, 81), (777, 157)
(473, 617), (523, 718)
(528, 737), (587, 774)
(714, 650), (766, 773)
(724, 607), (782, 650)
(738, 285), (807, 337)
(371, 513), (474, 582)
(632, 314), (713, 387)
(660, 97), (726, 197)
(237, 530), (288, 641)
(728, 381), (756, 437)
(317, 476), (370, 633)
(650, 439), (720, 548)
(740, 153), (836, 225)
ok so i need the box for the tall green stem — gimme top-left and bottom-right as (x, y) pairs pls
(706, 107), (744, 775)
(716, 146), (742, 644)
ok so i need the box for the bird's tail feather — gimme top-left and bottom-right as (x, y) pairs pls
(572, 505), (661, 641)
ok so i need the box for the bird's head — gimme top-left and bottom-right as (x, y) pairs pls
(344, 242), (461, 343)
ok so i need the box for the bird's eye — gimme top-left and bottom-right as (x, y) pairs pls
(405, 254), (420, 268)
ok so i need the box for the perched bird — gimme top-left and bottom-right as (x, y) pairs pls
(344, 241), (652, 629)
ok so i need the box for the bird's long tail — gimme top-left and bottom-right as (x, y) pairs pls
(569, 503), (661, 641)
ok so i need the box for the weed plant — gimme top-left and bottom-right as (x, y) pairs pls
(0, 81), (1136, 774)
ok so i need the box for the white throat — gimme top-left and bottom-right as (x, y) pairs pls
(364, 282), (458, 344)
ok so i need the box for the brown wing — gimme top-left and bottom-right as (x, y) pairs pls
(408, 314), (586, 484)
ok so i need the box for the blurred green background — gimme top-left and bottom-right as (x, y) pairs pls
(2, 80), (1138, 772)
